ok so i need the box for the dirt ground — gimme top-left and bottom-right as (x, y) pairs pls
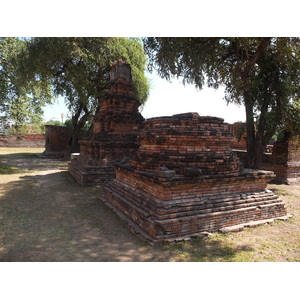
(0, 148), (299, 262)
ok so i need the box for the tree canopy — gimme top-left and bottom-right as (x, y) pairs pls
(22, 37), (150, 151)
(0, 37), (52, 131)
(143, 37), (300, 168)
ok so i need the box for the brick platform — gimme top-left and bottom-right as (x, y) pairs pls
(102, 113), (288, 243)
(68, 61), (144, 185)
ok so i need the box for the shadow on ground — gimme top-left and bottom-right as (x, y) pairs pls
(0, 152), (67, 171)
(0, 153), (255, 262)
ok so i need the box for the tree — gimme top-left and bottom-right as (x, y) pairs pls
(143, 37), (300, 168)
(0, 37), (52, 130)
(23, 37), (150, 151)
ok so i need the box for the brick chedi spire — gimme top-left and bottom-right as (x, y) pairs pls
(68, 61), (144, 186)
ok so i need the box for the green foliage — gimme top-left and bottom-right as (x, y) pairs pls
(276, 99), (300, 141)
(0, 37), (53, 127)
(11, 125), (29, 135)
(234, 123), (246, 142)
(44, 120), (64, 126)
(143, 37), (300, 168)
(23, 37), (150, 150)
(64, 119), (72, 128)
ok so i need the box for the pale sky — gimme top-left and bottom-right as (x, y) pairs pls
(43, 70), (245, 124)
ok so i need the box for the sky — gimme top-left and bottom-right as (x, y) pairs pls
(43, 70), (246, 124)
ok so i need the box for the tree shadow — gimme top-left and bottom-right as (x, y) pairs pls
(155, 237), (254, 262)
(0, 152), (67, 172)
(0, 161), (255, 262)
(0, 170), (155, 262)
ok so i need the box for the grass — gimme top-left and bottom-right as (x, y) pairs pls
(0, 164), (26, 174)
(0, 148), (43, 175)
(0, 147), (300, 262)
(158, 233), (255, 262)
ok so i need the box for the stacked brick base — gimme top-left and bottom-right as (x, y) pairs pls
(68, 158), (115, 186)
(68, 141), (138, 186)
(101, 113), (289, 243)
(102, 165), (287, 242)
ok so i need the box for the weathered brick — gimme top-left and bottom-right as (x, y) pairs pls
(68, 62), (144, 185)
(102, 113), (288, 243)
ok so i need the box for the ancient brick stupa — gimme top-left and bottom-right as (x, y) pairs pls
(68, 61), (144, 185)
(102, 112), (289, 242)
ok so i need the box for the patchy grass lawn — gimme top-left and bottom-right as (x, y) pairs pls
(0, 147), (299, 262)
(0, 147), (42, 174)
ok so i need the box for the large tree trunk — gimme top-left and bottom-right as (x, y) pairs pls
(243, 88), (267, 169)
(70, 103), (91, 153)
(237, 38), (271, 169)
(244, 97), (257, 169)
(70, 126), (81, 153)
(244, 97), (269, 169)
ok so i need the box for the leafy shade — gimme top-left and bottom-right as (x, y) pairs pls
(143, 37), (300, 168)
(23, 37), (150, 151)
(0, 37), (52, 130)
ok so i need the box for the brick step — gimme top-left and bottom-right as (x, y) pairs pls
(109, 180), (282, 221)
(103, 186), (156, 238)
(103, 184), (287, 242)
(112, 179), (277, 206)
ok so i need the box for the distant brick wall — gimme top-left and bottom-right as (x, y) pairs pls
(262, 140), (300, 184)
(44, 125), (72, 154)
(0, 134), (45, 148)
(234, 139), (300, 184)
(228, 122), (247, 150)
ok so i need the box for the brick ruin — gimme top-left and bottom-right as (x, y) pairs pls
(101, 113), (289, 243)
(0, 134), (45, 148)
(68, 61), (144, 185)
(228, 122), (247, 150)
(229, 122), (300, 184)
(41, 125), (72, 158)
(262, 140), (300, 184)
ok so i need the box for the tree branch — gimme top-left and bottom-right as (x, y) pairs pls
(244, 38), (271, 73)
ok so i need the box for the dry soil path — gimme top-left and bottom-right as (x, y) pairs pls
(0, 149), (168, 262)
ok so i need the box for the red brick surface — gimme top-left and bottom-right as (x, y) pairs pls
(235, 139), (300, 184)
(0, 134), (45, 148)
(102, 113), (288, 242)
(43, 125), (71, 155)
(228, 122), (247, 150)
(68, 62), (144, 185)
(262, 140), (300, 184)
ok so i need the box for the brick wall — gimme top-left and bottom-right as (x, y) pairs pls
(235, 139), (300, 184)
(228, 122), (247, 150)
(44, 125), (72, 154)
(0, 134), (45, 148)
(262, 140), (300, 184)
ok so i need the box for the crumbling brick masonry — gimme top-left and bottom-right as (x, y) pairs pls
(68, 62), (144, 185)
(102, 113), (289, 242)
